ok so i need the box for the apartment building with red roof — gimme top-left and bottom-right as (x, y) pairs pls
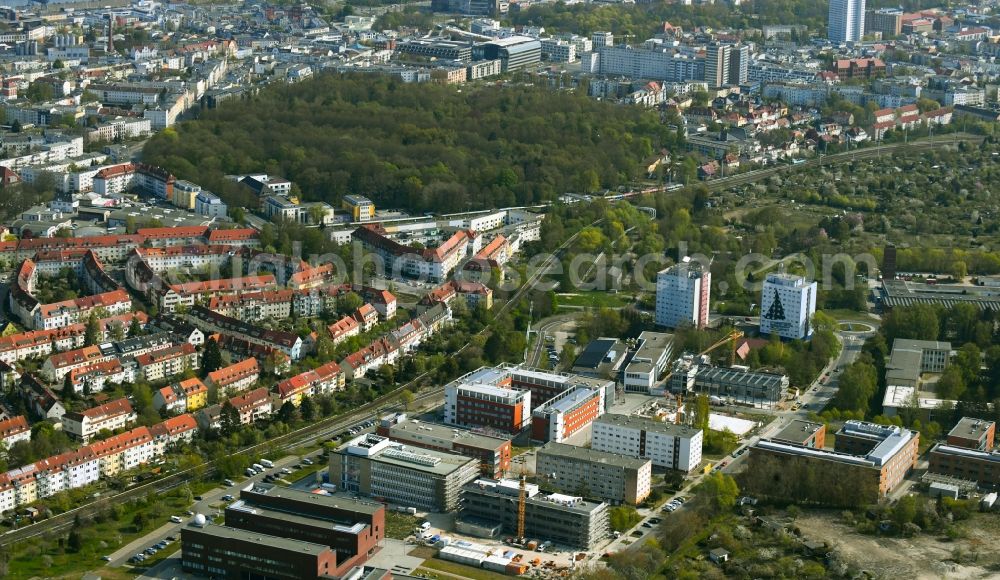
(207, 358), (260, 395)
(137, 343), (200, 382)
(62, 398), (137, 442)
(0, 416), (30, 449)
(327, 315), (360, 345)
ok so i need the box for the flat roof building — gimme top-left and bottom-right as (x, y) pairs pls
(181, 523), (338, 580)
(444, 378), (531, 435)
(759, 273), (817, 340)
(749, 420), (919, 504)
(571, 338), (629, 380)
(772, 419), (826, 449)
(623, 331), (674, 394)
(655, 259), (711, 329)
(885, 338), (951, 388)
(669, 361), (788, 408)
(530, 385), (606, 444)
(536, 442), (652, 505)
(591, 413), (703, 473)
(227, 483), (384, 575)
(376, 413), (512, 478)
(459, 478), (609, 549)
(330, 434), (480, 512)
(947, 417), (996, 451)
(928, 443), (1000, 486)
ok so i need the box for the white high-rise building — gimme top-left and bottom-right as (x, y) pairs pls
(591, 414), (703, 473)
(704, 43), (731, 87)
(828, 0), (866, 43)
(759, 273), (818, 340)
(655, 259), (710, 329)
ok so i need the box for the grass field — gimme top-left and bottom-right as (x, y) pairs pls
(7, 486), (197, 579)
(418, 558), (511, 580)
(556, 291), (633, 309)
(385, 511), (421, 540)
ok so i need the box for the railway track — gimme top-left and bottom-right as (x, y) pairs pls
(0, 384), (444, 547)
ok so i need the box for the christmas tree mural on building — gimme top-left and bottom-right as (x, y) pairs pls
(764, 288), (785, 321)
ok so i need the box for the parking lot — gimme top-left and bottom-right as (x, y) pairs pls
(108, 451), (326, 569)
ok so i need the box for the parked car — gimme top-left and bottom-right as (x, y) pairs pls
(170, 516), (183, 523)
(222, 495), (234, 502)
(223, 479), (234, 486)
(302, 458), (314, 465)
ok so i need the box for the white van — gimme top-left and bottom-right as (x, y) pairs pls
(252, 463), (264, 472)
(419, 521), (431, 531)
(260, 459), (274, 468)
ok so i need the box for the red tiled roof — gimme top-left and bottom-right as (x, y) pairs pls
(207, 358), (259, 387)
(0, 416), (28, 439)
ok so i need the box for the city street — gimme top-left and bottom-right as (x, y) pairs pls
(105, 454), (309, 569)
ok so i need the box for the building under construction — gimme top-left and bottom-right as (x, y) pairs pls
(457, 478), (610, 550)
(667, 356), (789, 408)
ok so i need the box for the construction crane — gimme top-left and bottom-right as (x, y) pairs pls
(662, 329), (745, 386)
(517, 471), (527, 542)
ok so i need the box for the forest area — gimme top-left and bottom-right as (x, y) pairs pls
(142, 74), (680, 215)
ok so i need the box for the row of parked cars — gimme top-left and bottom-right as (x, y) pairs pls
(662, 496), (686, 513)
(128, 535), (176, 564)
(344, 419), (376, 438)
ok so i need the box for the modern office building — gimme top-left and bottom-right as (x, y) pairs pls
(623, 331), (674, 393)
(668, 361), (789, 408)
(536, 442), (651, 505)
(946, 417), (995, 451)
(885, 338), (951, 388)
(750, 420), (918, 503)
(655, 259), (711, 329)
(530, 385), (605, 443)
(928, 444), (1000, 486)
(223, 484), (384, 575)
(772, 419), (826, 449)
(342, 195), (375, 222)
(330, 434), (480, 512)
(829, 0), (866, 43)
(759, 273), (817, 340)
(459, 478), (610, 549)
(181, 522), (339, 580)
(475, 37), (541, 72)
(592, 31), (613, 49)
(376, 413), (512, 478)
(444, 369), (531, 435)
(509, 366), (613, 409)
(570, 338), (629, 380)
(591, 414), (703, 473)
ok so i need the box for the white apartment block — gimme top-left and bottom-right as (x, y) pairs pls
(591, 414), (703, 473)
(759, 273), (817, 340)
(0, 137), (84, 170)
(655, 259), (710, 329)
(540, 38), (576, 63)
(86, 117), (152, 143)
(61, 399), (137, 443)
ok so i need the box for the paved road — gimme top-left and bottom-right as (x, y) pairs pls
(526, 313), (582, 367)
(107, 454), (305, 568)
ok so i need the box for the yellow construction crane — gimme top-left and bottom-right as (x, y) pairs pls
(662, 329), (745, 386)
(517, 471), (527, 542)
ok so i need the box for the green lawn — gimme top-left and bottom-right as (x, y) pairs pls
(286, 462), (325, 484)
(7, 487), (195, 579)
(418, 558), (511, 580)
(385, 511), (420, 540)
(556, 291), (632, 309)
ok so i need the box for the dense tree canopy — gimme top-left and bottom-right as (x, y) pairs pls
(143, 74), (673, 214)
